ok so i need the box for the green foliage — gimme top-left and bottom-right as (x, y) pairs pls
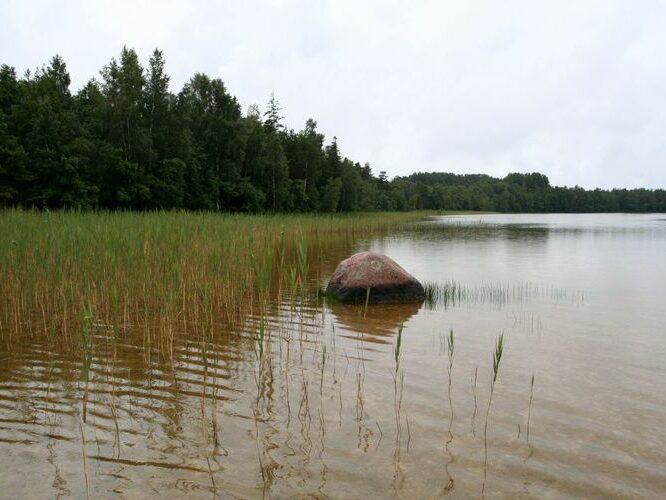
(492, 332), (504, 384)
(319, 177), (342, 212)
(394, 172), (665, 213)
(0, 48), (663, 213)
(394, 322), (403, 367)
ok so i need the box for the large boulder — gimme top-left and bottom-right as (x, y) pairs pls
(326, 252), (425, 304)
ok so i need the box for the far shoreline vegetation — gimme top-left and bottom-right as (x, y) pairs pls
(1, 47), (665, 214)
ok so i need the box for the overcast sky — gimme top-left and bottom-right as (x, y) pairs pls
(2, 1), (665, 189)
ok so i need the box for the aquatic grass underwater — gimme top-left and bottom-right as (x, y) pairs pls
(2, 211), (662, 497)
(424, 279), (584, 309)
(0, 209), (428, 353)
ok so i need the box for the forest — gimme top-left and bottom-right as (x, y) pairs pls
(1, 48), (664, 213)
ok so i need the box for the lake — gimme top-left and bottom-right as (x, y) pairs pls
(1, 213), (665, 497)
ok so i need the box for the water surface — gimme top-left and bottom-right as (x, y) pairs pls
(1, 213), (665, 497)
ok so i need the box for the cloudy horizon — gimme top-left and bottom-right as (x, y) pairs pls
(2, 0), (665, 189)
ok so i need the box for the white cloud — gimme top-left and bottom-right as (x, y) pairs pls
(2, 0), (665, 188)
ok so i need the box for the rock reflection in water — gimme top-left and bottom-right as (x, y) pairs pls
(330, 301), (422, 343)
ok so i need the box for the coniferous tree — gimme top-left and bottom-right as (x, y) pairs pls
(0, 65), (28, 205)
(100, 47), (150, 206)
(0, 48), (664, 213)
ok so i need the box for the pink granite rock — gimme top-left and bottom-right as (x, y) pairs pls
(326, 251), (425, 304)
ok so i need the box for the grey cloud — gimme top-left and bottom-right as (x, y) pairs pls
(2, 0), (665, 188)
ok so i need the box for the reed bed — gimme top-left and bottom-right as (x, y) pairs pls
(0, 209), (548, 497)
(424, 279), (584, 309)
(0, 209), (427, 355)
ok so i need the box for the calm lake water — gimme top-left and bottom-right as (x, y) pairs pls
(1, 213), (666, 498)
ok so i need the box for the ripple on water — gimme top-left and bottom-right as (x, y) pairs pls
(2, 213), (666, 497)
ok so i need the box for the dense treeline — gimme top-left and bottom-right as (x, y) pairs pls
(1, 48), (664, 213)
(393, 172), (666, 213)
(0, 48), (396, 212)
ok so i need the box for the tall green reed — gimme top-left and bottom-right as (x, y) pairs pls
(483, 332), (505, 495)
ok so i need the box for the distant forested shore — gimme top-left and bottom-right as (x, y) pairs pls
(1, 48), (664, 213)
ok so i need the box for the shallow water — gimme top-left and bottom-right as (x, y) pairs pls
(1, 213), (666, 498)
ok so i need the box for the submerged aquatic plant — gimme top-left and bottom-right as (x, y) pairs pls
(80, 303), (93, 424)
(527, 373), (535, 443)
(471, 365), (479, 436)
(443, 328), (456, 493)
(394, 323), (404, 368)
(0, 210), (426, 355)
(492, 333), (504, 384)
(483, 331), (505, 495)
(423, 280), (583, 310)
(446, 328), (454, 417)
(254, 316), (266, 363)
(297, 235), (309, 295)
(393, 323), (406, 459)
